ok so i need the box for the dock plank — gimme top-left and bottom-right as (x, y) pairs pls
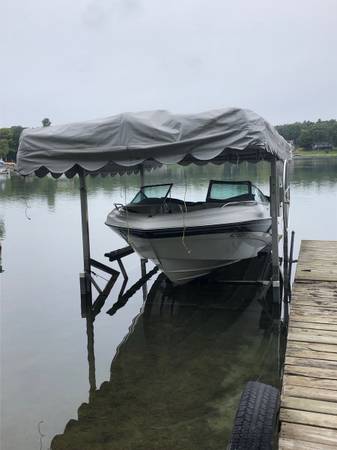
(287, 330), (337, 345)
(289, 321), (337, 332)
(279, 437), (337, 449)
(284, 364), (337, 380)
(280, 423), (337, 446)
(279, 240), (337, 448)
(286, 340), (337, 355)
(285, 356), (337, 370)
(281, 396), (337, 415)
(280, 408), (337, 429)
(283, 374), (337, 391)
(290, 309), (337, 323)
(283, 385), (337, 403)
(286, 346), (337, 362)
(295, 240), (337, 282)
(288, 327), (337, 337)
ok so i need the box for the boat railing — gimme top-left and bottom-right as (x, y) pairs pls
(220, 200), (257, 208)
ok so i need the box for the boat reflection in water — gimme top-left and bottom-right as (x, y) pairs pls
(51, 253), (280, 450)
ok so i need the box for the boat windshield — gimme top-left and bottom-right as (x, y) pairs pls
(130, 184), (172, 204)
(206, 181), (253, 202)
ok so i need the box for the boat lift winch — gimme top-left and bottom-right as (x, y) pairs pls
(16, 108), (293, 321)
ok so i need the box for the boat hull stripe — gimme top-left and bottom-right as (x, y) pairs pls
(109, 218), (272, 239)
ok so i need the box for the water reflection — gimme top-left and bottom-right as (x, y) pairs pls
(51, 254), (279, 450)
(2, 157), (336, 450)
(289, 157), (337, 187)
(1, 158), (336, 207)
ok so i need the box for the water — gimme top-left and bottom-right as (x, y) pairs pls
(1, 158), (337, 450)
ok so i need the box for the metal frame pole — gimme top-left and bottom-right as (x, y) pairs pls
(140, 165), (144, 187)
(270, 158), (280, 305)
(79, 171), (92, 315)
(86, 316), (96, 402)
(288, 230), (296, 304)
(141, 258), (148, 301)
(282, 160), (290, 321)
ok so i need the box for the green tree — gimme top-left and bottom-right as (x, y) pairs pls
(298, 129), (313, 149)
(0, 126), (25, 161)
(0, 139), (10, 159)
(0, 128), (11, 159)
(331, 123), (337, 147)
(277, 119), (337, 150)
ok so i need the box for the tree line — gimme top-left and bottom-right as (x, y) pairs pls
(276, 119), (337, 149)
(1, 118), (336, 160)
(0, 118), (50, 160)
(0, 126), (25, 160)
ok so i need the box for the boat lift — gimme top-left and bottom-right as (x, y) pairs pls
(16, 108), (292, 322)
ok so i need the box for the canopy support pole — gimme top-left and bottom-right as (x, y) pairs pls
(140, 165), (144, 187)
(79, 171), (92, 317)
(79, 171), (120, 318)
(86, 316), (96, 403)
(270, 159), (280, 306)
(282, 160), (290, 325)
(270, 158), (283, 377)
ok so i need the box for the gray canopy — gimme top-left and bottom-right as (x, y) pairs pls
(16, 107), (291, 177)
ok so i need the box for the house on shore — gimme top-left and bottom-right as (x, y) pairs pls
(312, 142), (333, 151)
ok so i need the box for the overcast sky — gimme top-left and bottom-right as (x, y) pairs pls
(1, 0), (336, 128)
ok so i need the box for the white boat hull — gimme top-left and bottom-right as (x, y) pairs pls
(106, 198), (272, 284)
(110, 226), (271, 284)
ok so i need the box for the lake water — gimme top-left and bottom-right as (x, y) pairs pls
(1, 158), (337, 450)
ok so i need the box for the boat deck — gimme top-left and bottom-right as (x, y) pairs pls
(279, 240), (337, 449)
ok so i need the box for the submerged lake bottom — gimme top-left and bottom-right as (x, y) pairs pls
(1, 158), (337, 449)
(52, 255), (280, 450)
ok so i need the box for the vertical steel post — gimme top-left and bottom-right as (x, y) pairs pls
(270, 159), (280, 305)
(270, 158), (283, 377)
(86, 316), (96, 402)
(288, 230), (296, 303)
(79, 171), (92, 316)
(140, 165), (144, 187)
(282, 160), (290, 322)
(141, 258), (148, 301)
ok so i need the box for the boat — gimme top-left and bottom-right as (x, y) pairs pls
(16, 107), (291, 300)
(105, 180), (272, 284)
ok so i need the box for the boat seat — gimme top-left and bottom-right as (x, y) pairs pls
(124, 197), (184, 215)
(123, 193), (254, 215)
(124, 197), (200, 215)
(165, 198), (196, 212)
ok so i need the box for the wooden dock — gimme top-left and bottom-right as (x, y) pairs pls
(279, 240), (337, 449)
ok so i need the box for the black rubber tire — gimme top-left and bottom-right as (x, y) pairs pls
(228, 381), (279, 450)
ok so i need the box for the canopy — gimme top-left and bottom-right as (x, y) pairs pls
(16, 108), (292, 177)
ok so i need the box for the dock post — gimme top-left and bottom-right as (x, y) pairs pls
(270, 159), (280, 306)
(79, 170), (92, 317)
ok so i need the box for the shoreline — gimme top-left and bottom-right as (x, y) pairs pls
(293, 151), (337, 159)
